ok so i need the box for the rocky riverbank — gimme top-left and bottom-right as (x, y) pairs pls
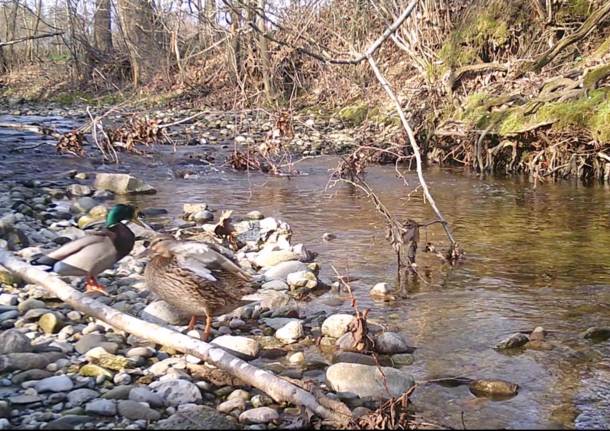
(0, 100), (403, 161)
(0, 172), (421, 430)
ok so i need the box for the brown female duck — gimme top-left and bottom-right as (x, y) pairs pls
(143, 236), (255, 341)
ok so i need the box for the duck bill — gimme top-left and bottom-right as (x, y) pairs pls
(134, 247), (151, 259)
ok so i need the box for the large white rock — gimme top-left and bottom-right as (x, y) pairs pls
(321, 314), (355, 338)
(374, 332), (413, 354)
(211, 335), (260, 360)
(275, 320), (304, 344)
(94, 173), (156, 195)
(263, 261), (307, 282)
(326, 363), (415, 399)
(254, 250), (300, 268)
(140, 300), (188, 325)
(239, 407), (279, 424)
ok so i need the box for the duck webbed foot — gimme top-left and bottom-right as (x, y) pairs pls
(84, 275), (108, 296)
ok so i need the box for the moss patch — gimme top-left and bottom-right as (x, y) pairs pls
(437, 0), (522, 72)
(583, 64), (610, 90)
(338, 102), (369, 125)
(471, 88), (610, 141)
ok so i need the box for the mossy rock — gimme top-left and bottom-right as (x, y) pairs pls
(88, 205), (108, 219)
(0, 270), (21, 286)
(338, 102), (369, 125)
(38, 312), (63, 334)
(94, 354), (134, 371)
(79, 364), (114, 379)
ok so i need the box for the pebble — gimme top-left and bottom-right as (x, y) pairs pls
(217, 398), (246, 413)
(288, 352), (305, 364)
(128, 387), (165, 408)
(17, 298), (45, 313)
(150, 379), (202, 406)
(67, 388), (100, 406)
(495, 333), (529, 350)
(286, 270), (317, 289)
(369, 282), (394, 297)
(0, 329), (32, 354)
(374, 332), (414, 354)
(140, 300), (187, 325)
(275, 320), (304, 344)
(35, 375), (74, 393)
(250, 394), (272, 408)
(239, 407), (279, 424)
(85, 399), (117, 416)
(117, 400), (161, 421)
(321, 314), (354, 338)
(227, 389), (250, 401)
(263, 261), (307, 282)
(469, 379), (519, 398)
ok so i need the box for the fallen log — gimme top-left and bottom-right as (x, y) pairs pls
(0, 250), (348, 425)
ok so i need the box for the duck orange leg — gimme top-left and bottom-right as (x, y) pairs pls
(187, 315), (198, 332)
(202, 315), (213, 342)
(84, 275), (108, 295)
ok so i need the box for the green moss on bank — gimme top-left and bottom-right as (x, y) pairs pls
(470, 88), (610, 142)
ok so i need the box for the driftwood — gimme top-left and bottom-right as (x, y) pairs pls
(0, 250), (348, 424)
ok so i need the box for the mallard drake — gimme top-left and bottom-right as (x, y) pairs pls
(142, 236), (255, 341)
(31, 204), (147, 294)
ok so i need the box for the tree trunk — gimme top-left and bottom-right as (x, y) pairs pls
(228, 7), (242, 84)
(116, 0), (168, 86)
(93, 0), (113, 53)
(256, 0), (274, 103)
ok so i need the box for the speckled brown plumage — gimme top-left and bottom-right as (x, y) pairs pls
(143, 237), (255, 340)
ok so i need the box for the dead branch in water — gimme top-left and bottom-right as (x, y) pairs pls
(0, 250), (350, 425)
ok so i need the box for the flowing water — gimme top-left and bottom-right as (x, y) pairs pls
(2, 114), (610, 429)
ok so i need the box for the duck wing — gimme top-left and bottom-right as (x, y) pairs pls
(32, 232), (117, 276)
(168, 240), (252, 281)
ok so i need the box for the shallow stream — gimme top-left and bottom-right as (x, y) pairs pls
(1, 113), (609, 428)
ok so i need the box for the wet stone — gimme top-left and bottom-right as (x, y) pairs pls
(495, 333), (529, 350)
(469, 379), (519, 399)
(117, 400), (161, 421)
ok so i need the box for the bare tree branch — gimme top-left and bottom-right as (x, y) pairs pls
(0, 31), (63, 47)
